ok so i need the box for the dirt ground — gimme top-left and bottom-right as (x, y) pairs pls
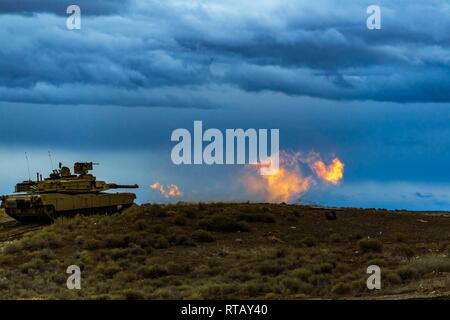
(0, 203), (449, 299)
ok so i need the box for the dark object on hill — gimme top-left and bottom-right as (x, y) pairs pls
(325, 211), (337, 220)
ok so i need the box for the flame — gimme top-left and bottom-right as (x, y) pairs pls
(150, 182), (182, 198)
(244, 151), (344, 203)
(245, 153), (312, 203)
(311, 158), (344, 185)
(245, 168), (311, 203)
(263, 168), (311, 202)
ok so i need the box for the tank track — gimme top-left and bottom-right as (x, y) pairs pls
(5, 204), (132, 223)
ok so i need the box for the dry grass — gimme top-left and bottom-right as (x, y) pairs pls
(0, 203), (449, 299)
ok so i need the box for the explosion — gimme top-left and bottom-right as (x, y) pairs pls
(246, 167), (311, 203)
(311, 158), (344, 185)
(245, 151), (344, 203)
(150, 182), (182, 198)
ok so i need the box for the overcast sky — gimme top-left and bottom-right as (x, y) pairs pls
(1, 0), (450, 210)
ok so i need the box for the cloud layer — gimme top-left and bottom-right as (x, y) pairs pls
(1, 0), (450, 107)
(0, 0), (128, 15)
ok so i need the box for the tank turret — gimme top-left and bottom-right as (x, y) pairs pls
(1, 162), (139, 223)
(16, 162), (138, 194)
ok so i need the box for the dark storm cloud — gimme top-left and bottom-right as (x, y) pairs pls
(0, 0), (129, 16)
(0, 0), (449, 107)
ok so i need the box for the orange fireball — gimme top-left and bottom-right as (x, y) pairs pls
(150, 182), (182, 198)
(245, 166), (311, 203)
(262, 168), (311, 202)
(311, 158), (344, 185)
(244, 152), (345, 203)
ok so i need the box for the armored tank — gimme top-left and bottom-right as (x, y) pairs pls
(1, 162), (138, 223)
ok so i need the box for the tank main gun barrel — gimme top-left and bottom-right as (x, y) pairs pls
(106, 183), (139, 189)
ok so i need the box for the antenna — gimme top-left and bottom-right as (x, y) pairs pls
(25, 152), (31, 181)
(48, 151), (55, 170)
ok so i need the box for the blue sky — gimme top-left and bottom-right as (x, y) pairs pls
(0, 0), (450, 210)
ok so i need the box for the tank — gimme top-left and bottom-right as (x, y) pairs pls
(1, 162), (139, 223)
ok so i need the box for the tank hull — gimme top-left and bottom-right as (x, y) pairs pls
(1, 192), (135, 223)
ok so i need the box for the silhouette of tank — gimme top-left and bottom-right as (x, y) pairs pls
(1, 162), (138, 223)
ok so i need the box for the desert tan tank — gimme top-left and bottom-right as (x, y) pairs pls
(1, 162), (138, 223)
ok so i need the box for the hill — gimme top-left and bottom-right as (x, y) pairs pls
(0, 203), (449, 299)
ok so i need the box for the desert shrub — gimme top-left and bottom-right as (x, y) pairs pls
(184, 208), (197, 219)
(82, 239), (103, 250)
(153, 206), (169, 218)
(302, 237), (316, 247)
(385, 272), (402, 285)
(413, 256), (450, 274)
(335, 263), (352, 273)
(201, 216), (250, 233)
(396, 266), (419, 281)
(113, 271), (137, 283)
(191, 230), (215, 243)
(151, 224), (164, 234)
(348, 233), (363, 241)
(0, 276), (9, 291)
(240, 281), (270, 297)
(268, 248), (287, 259)
(329, 233), (342, 242)
(33, 248), (57, 262)
(137, 265), (169, 279)
(74, 235), (84, 246)
(331, 282), (352, 295)
(312, 263), (334, 274)
(21, 234), (63, 251)
(90, 294), (115, 300)
(174, 216), (187, 226)
(445, 243), (450, 255)
(168, 234), (195, 246)
(226, 269), (254, 282)
(258, 262), (284, 276)
(238, 213), (275, 223)
(308, 274), (329, 286)
(280, 278), (303, 293)
(102, 234), (129, 248)
(0, 255), (14, 265)
(150, 235), (170, 249)
(367, 258), (385, 267)
(3, 242), (22, 255)
(393, 233), (406, 242)
(96, 263), (122, 278)
(127, 244), (147, 256)
(392, 244), (415, 259)
(20, 258), (45, 274)
(199, 283), (237, 299)
(108, 248), (131, 260)
(297, 282), (314, 294)
(358, 239), (383, 253)
(119, 289), (146, 300)
(350, 279), (367, 293)
(166, 262), (191, 275)
(134, 219), (148, 231)
(291, 268), (313, 281)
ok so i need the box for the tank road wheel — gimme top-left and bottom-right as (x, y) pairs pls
(43, 205), (56, 222)
(5, 210), (33, 224)
(117, 204), (133, 212)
